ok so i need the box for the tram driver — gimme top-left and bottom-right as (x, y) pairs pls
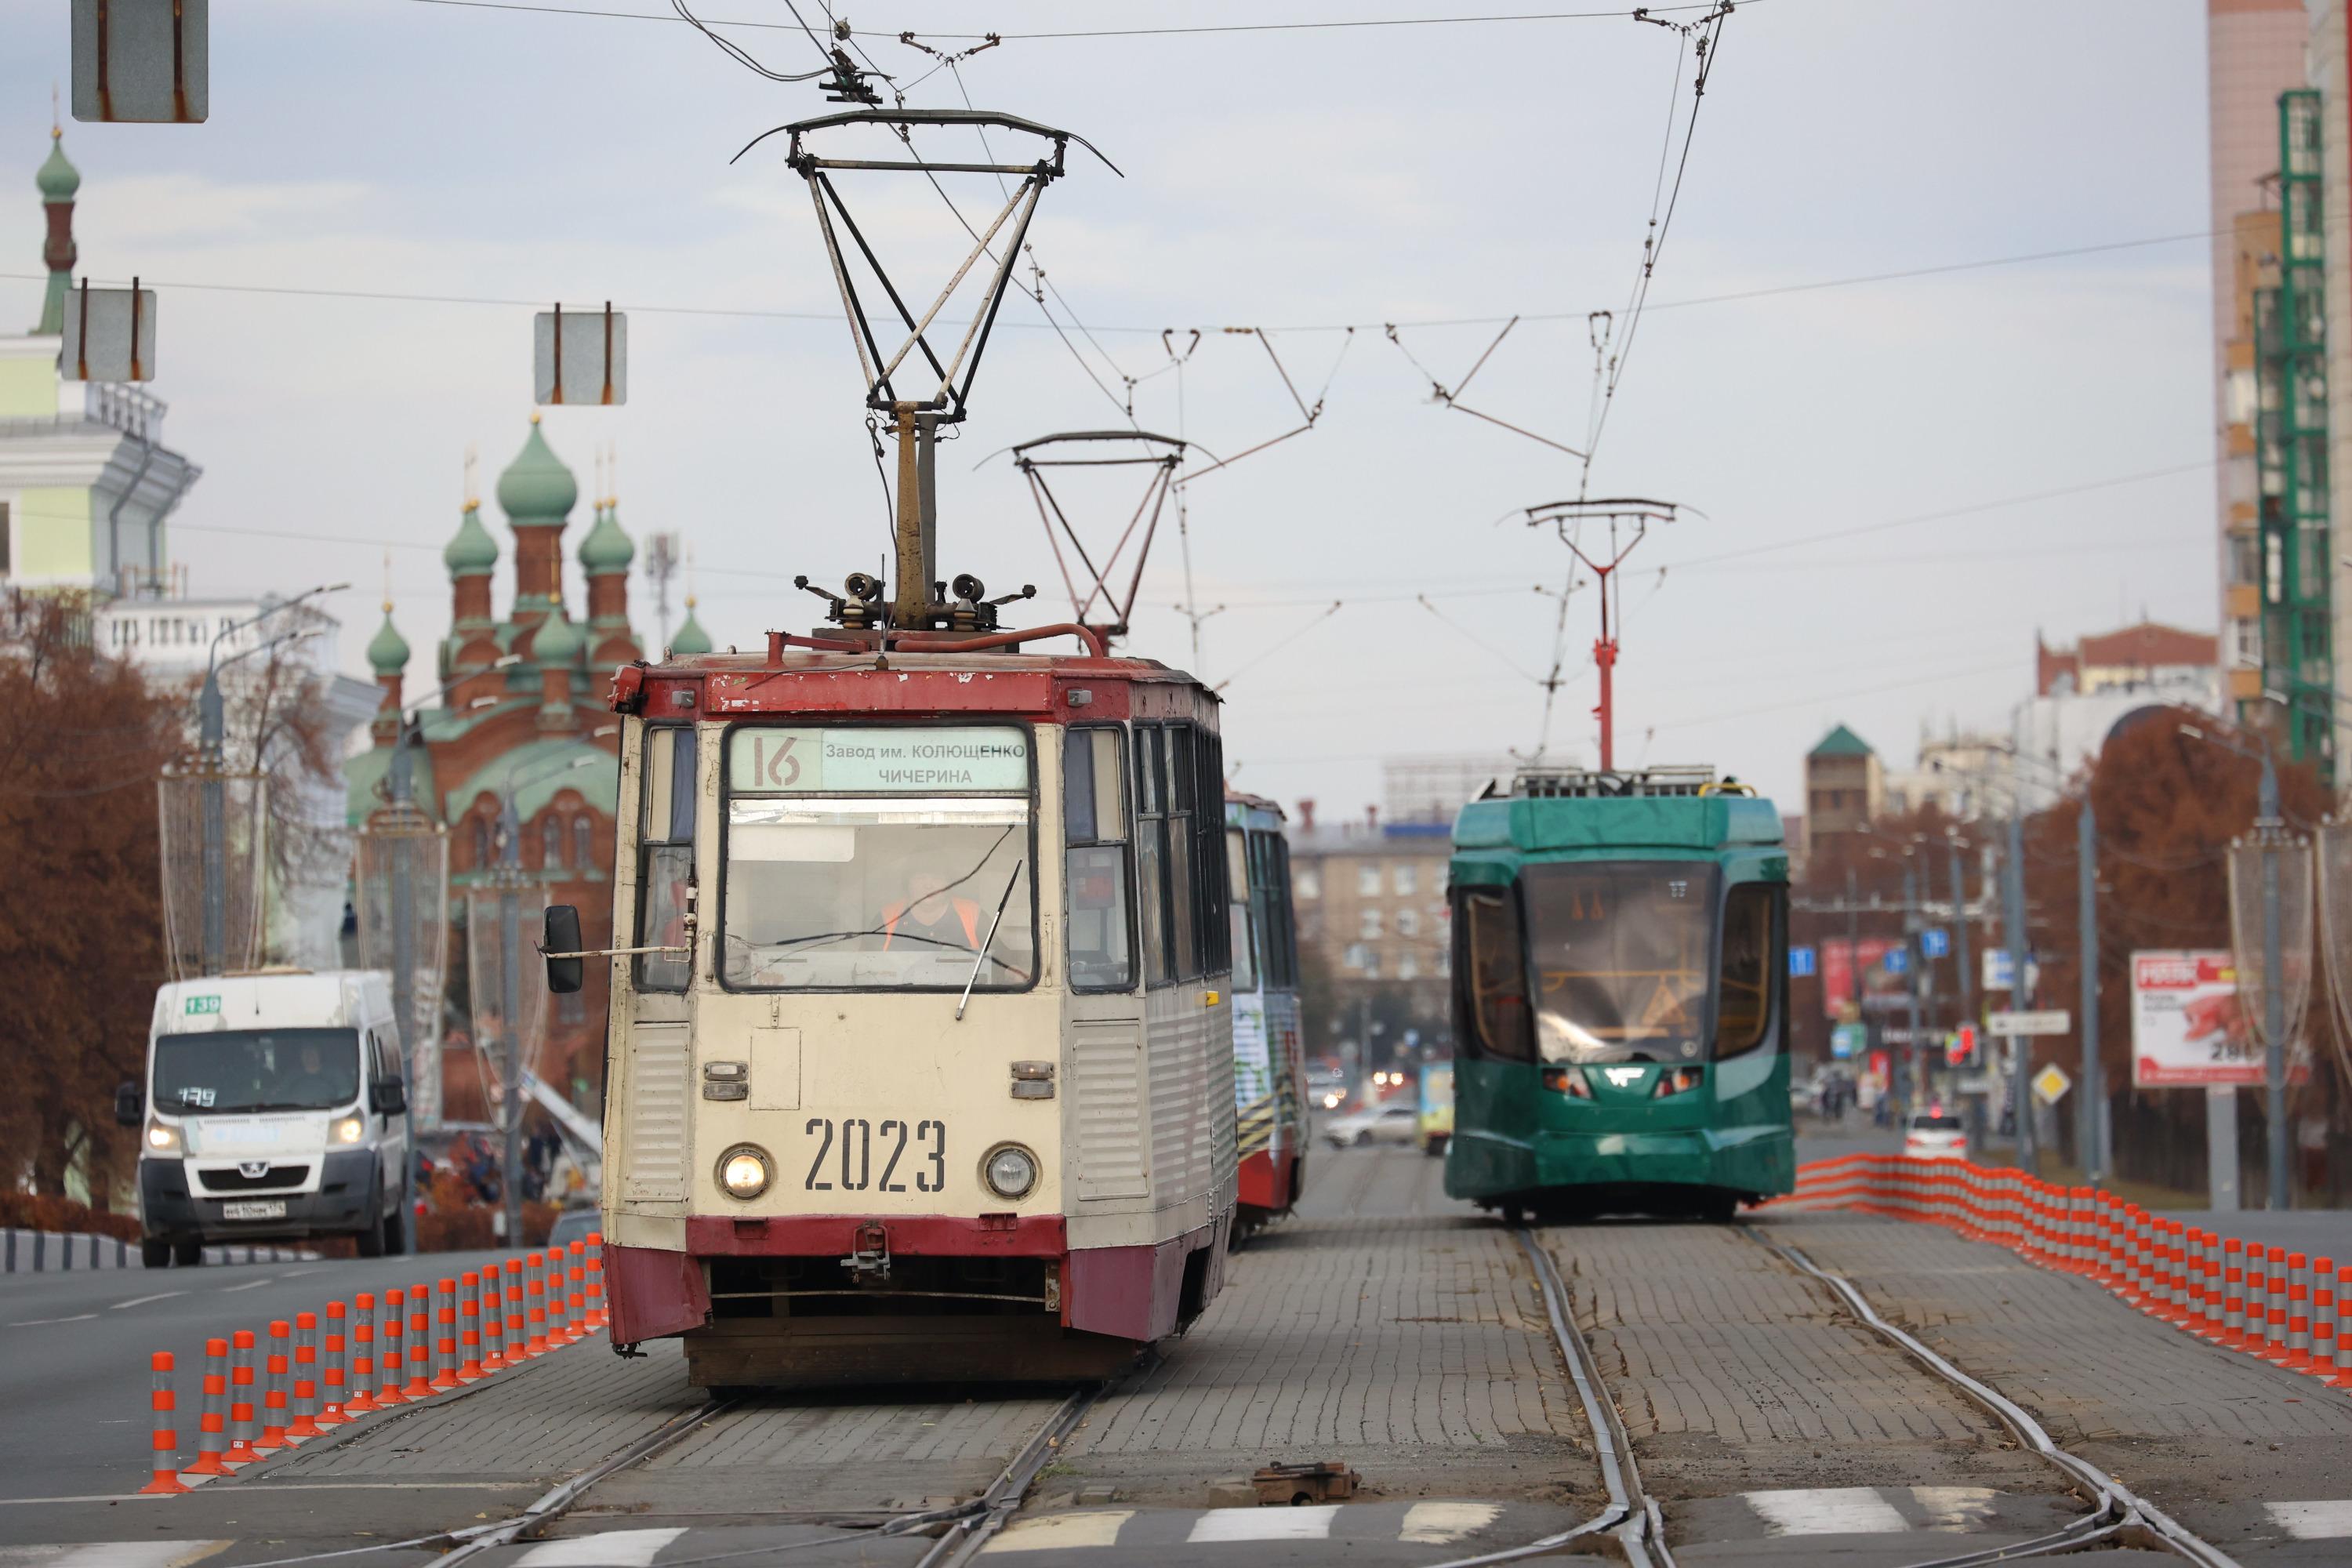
(882, 869), (983, 953)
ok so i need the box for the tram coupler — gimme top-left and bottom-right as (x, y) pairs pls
(840, 1222), (891, 1284)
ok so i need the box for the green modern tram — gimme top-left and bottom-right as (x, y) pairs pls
(1443, 766), (1795, 1222)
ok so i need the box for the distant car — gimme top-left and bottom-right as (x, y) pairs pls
(1325, 1104), (1421, 1149)
(546, 1207), (601, 1253)
(1307, 1065), (1351, 1112)
(1901, 1110), (1968, 1161)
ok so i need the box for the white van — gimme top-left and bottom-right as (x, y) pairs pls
(116, 971), (411, 1267)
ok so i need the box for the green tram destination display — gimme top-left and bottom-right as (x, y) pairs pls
(732, 727), (1030, 794)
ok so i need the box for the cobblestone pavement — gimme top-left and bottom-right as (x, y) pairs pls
(1058, 1145), (1596, 1509)
(1545, 1218), (2053, 1507)
(1769, 1207), (2352, 1559)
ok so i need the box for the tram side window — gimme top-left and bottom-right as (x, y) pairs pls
(1713, 881), (1782, 1058)
(1134, 727), (1171, 985)
(1195, 729), (1231, 973)
(635, 726), (697, 992)
(1065, 726), (1134, 991)
(1455, 887), (1534, 1062)
(1260, 832), (1301, 989)
(1226, 828), (1258, 991)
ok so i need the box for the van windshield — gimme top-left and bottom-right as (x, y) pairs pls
(153, 1029), (362, 1115)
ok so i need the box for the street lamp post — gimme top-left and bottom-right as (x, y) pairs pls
(2003, 807), (2034, 1172)
(2078, 800), (2106, 1181)
(2180, 721), (2288, 1210)
(194, 584), (347, 975)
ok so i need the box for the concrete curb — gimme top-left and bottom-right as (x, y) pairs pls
(0, 1229), (317, 1271)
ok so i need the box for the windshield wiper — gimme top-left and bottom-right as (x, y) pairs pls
(956, 860), (1027, 1022)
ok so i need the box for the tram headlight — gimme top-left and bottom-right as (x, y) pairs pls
(1541, 1067), (1594, 1100)
(982, 1142), (1039, 1200)
(717, 1144), (772, 1200)
(1653, 1066), (1705, 1099)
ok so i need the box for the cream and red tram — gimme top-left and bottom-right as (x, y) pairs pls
(575, 627), (1237, 1387)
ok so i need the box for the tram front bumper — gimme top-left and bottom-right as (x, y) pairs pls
(1530, 1128), (1721, 1189)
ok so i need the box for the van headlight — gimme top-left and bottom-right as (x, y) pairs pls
(331, 1116), (366, 1145)
(982, 1143), (1037, 1200)
(144, 1120), (181, 1155)
(717, 1145), (771, 1200)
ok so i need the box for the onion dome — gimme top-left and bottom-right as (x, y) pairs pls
(496, 412), (578, 523)
(36, 129), (78, 201)
(671, 597), (712, 656)
(532, 608), (584, 664)
(579, 496), (634, 575)
(444, 499), (498, 576)
(367, 604), (411, 676)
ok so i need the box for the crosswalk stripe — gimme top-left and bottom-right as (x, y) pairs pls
(0, 1547), (230, 1568)
(2267, 1501), (2352, 1540)
(1743, 1488), (1912, 1536)
(1910, 1487), (1998, 1530)
(1399, 1502), (1501, 1544)
(979, 1512), (1135, 1552)
(1185, 1504), (1341, 1543)
(513, 1529), (688, 1568)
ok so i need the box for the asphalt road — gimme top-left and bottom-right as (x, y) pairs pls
(0, 1247), (516, 1504)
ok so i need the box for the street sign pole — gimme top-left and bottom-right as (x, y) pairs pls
(2004, 809), (2033, 1171)
(1903, 862), (1921, 1120)
(2078, 801), (2104, 1181)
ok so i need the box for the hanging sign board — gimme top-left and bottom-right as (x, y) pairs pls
(1988, 1009), (2070, 1036)
(2131, 949), (2260, 1087)
(534, 303), (628, 405)
(1820, 938), (1900, 1018)
(58, 281), (157, 382)
(72, 0), (209, 123)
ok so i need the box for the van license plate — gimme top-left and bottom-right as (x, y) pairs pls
(223, 1200), (285, 1221)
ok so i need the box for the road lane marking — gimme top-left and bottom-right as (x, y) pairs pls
(1743, 1488), (1913, 1536)
(980, 1512), (1134, 1552)
(513, 1529), (687, 1568)
(108, 1291), (188, 1310)
(5, 1314), (98, 1327)
(2267, 1501), (2352, 1539)
(0, 1544), (231, 1568)
(1185, 1505), (1340, 1542)
(1399, 1502), (1502, 1544)
(1911, 1487), (1998, 1530)
(217, 1277), (277, 1294)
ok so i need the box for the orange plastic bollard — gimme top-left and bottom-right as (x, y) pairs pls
(457, 1271), (485, 1382)
(2331, 1266), (2352, 1388)
(320, 1301), (350, 1426)
(183, 1338), (231, 1476)
(225, 1329), (262, 1464)
(139, 1351), (191, 1494)
(2307, 1256), (2338, 1380)
(2263, 1247), (2293, 1361)
(403, 1283), (435, 1398)
(504, 1257), (527, 1363)
(525, 1252), (550, 1356)
(375, 1287), (407, 1406)
(2281, 1253), (2314, 1368)
(289, 1312), (324, 1438)
(255, 1320), (292, 1451)
(431, 1279), (460, 1391)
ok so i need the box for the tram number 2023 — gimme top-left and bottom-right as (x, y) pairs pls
(804, 1117), (946, 1193)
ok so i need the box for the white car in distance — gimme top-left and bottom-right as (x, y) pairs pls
(1325, 1103), (1421, 1149)
(1902, 1109), (1969, 1161)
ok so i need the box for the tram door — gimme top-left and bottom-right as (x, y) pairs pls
(608, 720), (704, 1209)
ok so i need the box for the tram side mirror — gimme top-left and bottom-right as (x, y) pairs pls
(373, 1078), (407, 1117)
(114, 1081), (143, 1127)
(544, 904), (585, 995)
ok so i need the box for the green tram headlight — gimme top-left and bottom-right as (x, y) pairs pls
(717, 1144), (773, 1200)
(982, 1142), (1039, 1200)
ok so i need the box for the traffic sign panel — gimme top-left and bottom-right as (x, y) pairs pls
(1882, 948), (1909, 975)
(1922, 928), (1951, 959)
(2032, 1063), (2073, 1105)
(1989, 1008), (2070, 1036)
(1789, 945), (1817, 978)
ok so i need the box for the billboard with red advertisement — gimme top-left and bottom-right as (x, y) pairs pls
(1820, 938), (1901, 1018)
(2130, 950), (2261, 1087)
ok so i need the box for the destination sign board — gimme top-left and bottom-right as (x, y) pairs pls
(730, 726), (1030, 794)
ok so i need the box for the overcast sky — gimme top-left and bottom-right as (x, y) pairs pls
(0, 0), (2215, 815)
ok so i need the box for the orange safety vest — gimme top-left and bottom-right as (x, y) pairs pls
(883, 895), (982, 950)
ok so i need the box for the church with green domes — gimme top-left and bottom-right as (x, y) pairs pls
(349, 416), (647, 1115)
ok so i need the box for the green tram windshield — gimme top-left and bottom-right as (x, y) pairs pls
(1512, 861), (1777, 1065)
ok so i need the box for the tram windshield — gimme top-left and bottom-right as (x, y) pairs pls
(1521, 862), (1717, 1064)
(719, 726), (1037, 991)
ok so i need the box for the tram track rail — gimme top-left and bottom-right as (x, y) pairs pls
(1435, 1220), (2247, 1568)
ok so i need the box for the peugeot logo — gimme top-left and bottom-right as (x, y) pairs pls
(238, 1161), (269, 1179)
(1602, 1067), (1644, 1088)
